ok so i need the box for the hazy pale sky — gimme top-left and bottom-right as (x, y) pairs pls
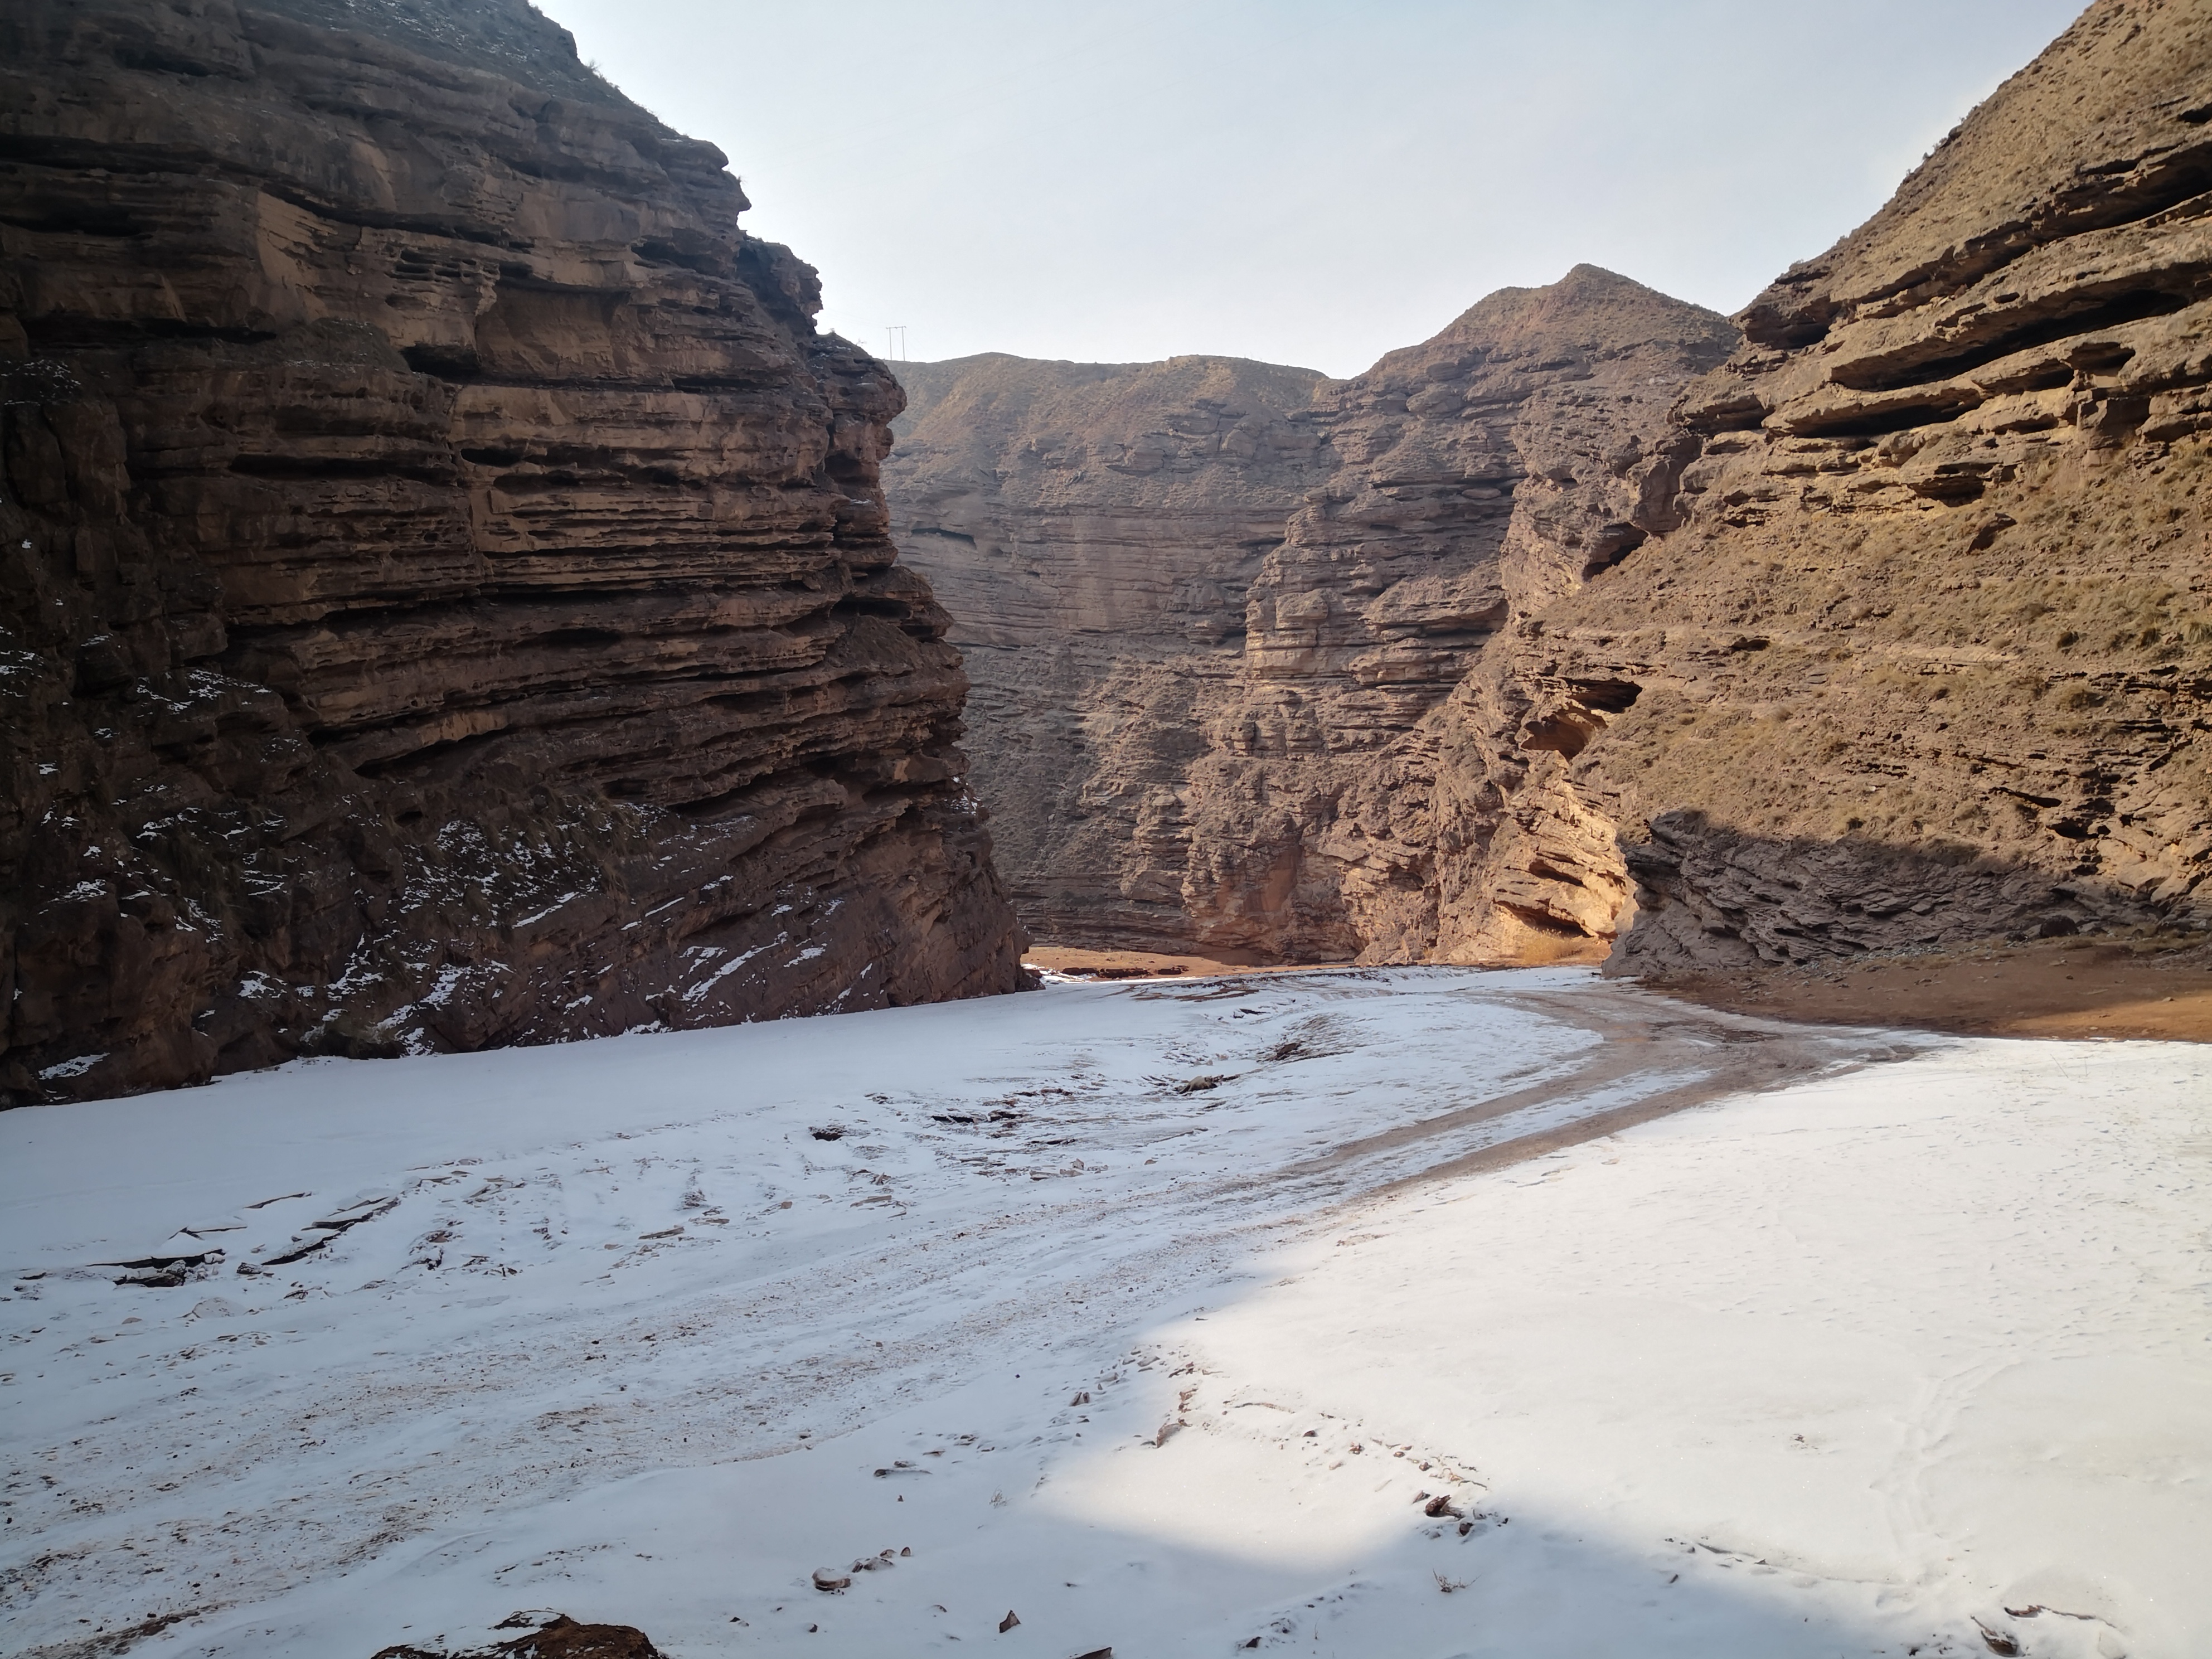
(540, 1), (2084, 377)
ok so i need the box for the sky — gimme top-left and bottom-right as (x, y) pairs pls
(537, 1), (2086, 377)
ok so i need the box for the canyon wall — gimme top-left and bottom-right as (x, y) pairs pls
(0, 0), (1026, 1104)
(894, 0), (2212, 971)
(886, 352), (1335, 947)
(886, 271), (1738, 958)
(1479, 0), (2212, 971)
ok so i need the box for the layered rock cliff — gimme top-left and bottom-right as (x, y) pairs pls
(1477, 0), (2212, 970)
(0, 0), (1025, 1104)
(886, 271), (1737, 958)
(1186, 273), (1738, 961)
(886, 353), (1336, 946)
(894, 0), (2211, 972)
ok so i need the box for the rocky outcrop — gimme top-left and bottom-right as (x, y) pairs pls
(0, 0), (1025, 1104)
(1185, 271), (1736, 962)
(1477, 0), (2212, 970)
(886, 271), (1736, 958)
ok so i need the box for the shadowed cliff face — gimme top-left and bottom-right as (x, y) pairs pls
(885, 273), (1736, 960)
(885, 352), (1337, 951)
(0, 0), (1026, 1104)
(1502, 0), (2212, 970)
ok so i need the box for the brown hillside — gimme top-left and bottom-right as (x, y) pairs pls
(890, 0), (2212, 979)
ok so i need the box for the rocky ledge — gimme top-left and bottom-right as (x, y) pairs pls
(0, 0), (1025, 1104)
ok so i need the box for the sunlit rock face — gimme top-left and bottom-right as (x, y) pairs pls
(0, 0), (1026, 1103)
(894, 0), (2212, 972)
(886, 270), (1735, 961)
(1500, 0), (2212, 972)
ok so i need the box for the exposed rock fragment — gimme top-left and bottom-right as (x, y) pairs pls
(372, 1613), (662, 1659)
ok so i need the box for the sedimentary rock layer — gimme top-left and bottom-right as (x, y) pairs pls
(886, 352), (1336, 947)
(894, 0), (2212, 972)
(1483, 0), (2212, 970)
(0, 0), (1025, 1103)
(886, 271), (1736, 957)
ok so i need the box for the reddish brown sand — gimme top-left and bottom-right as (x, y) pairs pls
(1023, 945), (1353, 981)
(1646, 934), (2212, 1044)
(1030, 938), (2212, 1044)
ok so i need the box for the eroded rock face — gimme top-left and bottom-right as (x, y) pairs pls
(894, 1), (2212, 973)
(886, 353), (1336, 948)
(0, 0), (1025, 1104)
(1495, 0), (2212, 969)
(886, 271), (1736, 959)
(1189, 271), (1736, 962)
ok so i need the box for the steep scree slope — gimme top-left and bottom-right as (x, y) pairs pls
(0, 0), (1025, 1104)
(886, 270), (1736, 958)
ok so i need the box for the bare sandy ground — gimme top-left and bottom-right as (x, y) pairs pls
(1034, 934), (2212, 1042)
(1644, 933), (2212, 1043)
(1023, 945), (1354, 979)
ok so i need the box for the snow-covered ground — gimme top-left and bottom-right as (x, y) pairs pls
(2, 968), (2205, 1658)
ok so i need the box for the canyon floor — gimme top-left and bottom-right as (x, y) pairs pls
(1022, 947), (1354, 981)
(1650, 934), (2212, 1045)
(2, 973), (2206, 1659)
